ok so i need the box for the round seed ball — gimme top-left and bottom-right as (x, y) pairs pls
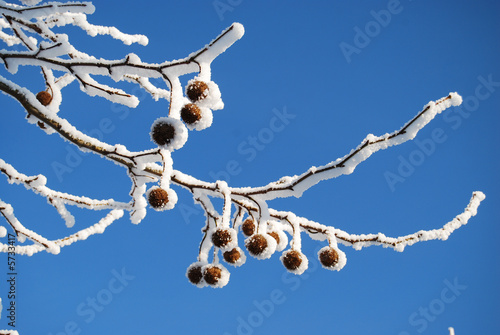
(203, 265), (222, 285)
(282, 250), (303, 271)
(211, 229), (233, 248)
(180, 103), (202, 125)
(223, 248), (241, 264)
(187, 265), (203, 285)
(319, 247), (339, 268)
(186, 80), (209, 102)
(151, 120), (176, 146)
(241, 219), (255, 237)
(246, 234), (268, 256)
(148, 187), (169, 209)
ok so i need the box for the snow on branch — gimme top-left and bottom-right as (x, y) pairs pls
(0, 1), (485, 290)
(0, 158), (129, 226)
(0, 1), (94, 19)
(227, 93), (463, 200)
(271, 191), (485, 253)
(0, 199), (124, 256)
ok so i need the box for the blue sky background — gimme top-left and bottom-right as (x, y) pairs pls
(1, 0), (499, 334)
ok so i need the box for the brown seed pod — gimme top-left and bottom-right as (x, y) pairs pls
(211, 229), (233, 248)
(147, 187), (169, 209)
(245, 234), (268, 256)
(180, 103), (202, 125)
(223, 248), (241, 264)
(151, 120), (176, 146)
(36, 91), (52, 106)
(241, 218), (255, 237)
(187, 265), (203, 285)
(268, 232), (280, 245)
(186, 80), (209, 102)
(203, 265), (222, 285)
(319, 247), (339, 268)
(281, 250), (303, 271)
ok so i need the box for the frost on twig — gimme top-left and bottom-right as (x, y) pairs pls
(0, 1), (485, 289)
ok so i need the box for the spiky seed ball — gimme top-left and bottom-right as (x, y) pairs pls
(211, 229), (233, 248)
(223, 248), (241, 264)
(150, 118), (188, 150)
(180, 103), (202, 125)
(186, 80), (209, 102)
(319, 247), (339, 268)
(36, 91), (52, 106)
(151, 120), (175, 146)
(246, 234), (268, 256)
(147, 187), (169, 209)
(268, 232), (280, 245)
(282, 250), (303, 271)
(222, 247), (246, 267)
(241, 218), (255, 237)
(187, 265), (203, 285)
(203, 265), (222, 285)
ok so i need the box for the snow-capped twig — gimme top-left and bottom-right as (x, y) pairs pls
(0, 199), (57, 253)
(228, 94), (462, 200)
(0, 201), (123, 256)
(0, 2), (94, 19)
(268, 191), (485, 252)
(0, 20), (244, 106)
(0, 158), (130, 213)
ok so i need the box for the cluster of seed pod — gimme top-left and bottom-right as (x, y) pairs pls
(150, 78), (222, 151)
(180, 79), (221, 131)
(147, 78), (222, 211)
(186, 218), (346, 288)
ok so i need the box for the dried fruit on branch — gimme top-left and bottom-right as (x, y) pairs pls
(186, 80), (209, 102)
(281, 250), (308, 275)
(241, 219), (255, 237)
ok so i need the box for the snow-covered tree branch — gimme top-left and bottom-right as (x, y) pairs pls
(0, 0), (485, 291)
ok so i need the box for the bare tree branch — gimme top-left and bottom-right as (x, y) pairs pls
(0, 1), (485, 291)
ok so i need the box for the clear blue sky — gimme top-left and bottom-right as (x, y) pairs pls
(1, 0), (499, 334)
